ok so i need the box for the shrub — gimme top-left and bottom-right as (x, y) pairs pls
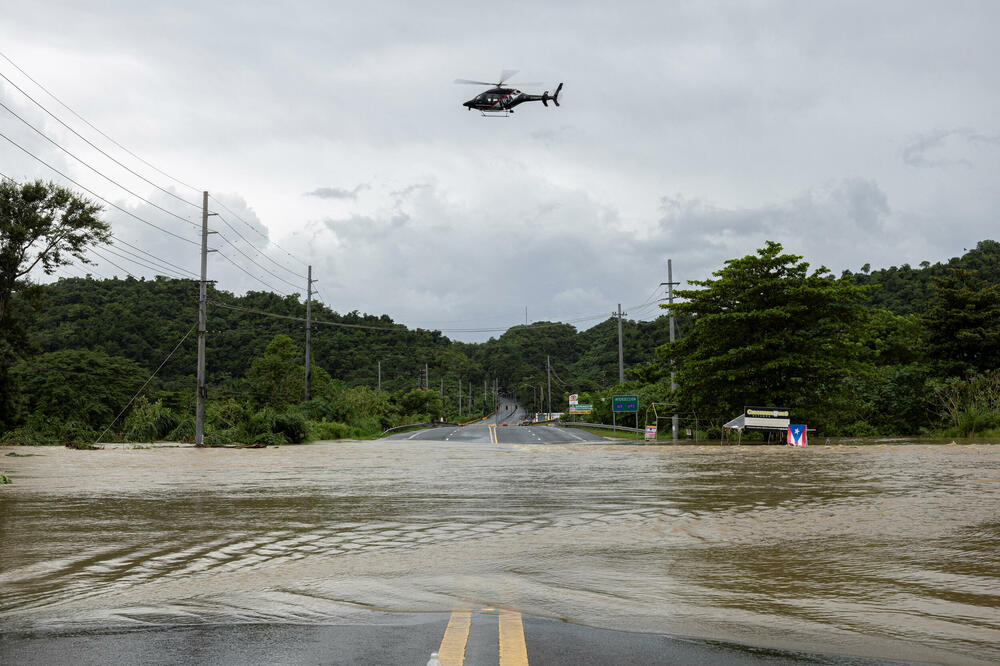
(251, 431), (286, 446)
(0, 472), (11, 485)
(167, 417), (196, 443)
(274, 411), (308, 444)
(307, 420), (352, 440)
(1, 426), (59, 446)
(956, 407), (999, 436)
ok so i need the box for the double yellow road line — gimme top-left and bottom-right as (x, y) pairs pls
(438, 608), (528, 665)
(488, 423), (499, 444)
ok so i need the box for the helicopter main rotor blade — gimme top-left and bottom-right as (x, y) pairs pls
(454, 78), (496, 85)
(498, 69), (519, 85)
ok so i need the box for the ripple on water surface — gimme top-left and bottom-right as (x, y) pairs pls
(1, 441), (999, 664)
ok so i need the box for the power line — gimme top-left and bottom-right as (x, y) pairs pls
(209, 195), (310, 268)
(93, 323), (197, 446)
(0, 68), (201, 210)
(208, 299), (407, 332)
(89, 247), (138, 279)
(110, 236), (200, 278)
(0, 49), (202, 194)
(214, 231), (302, 291)
(0, 99), (199, 229)
(95, 245), (188, 280)
(0, 134), (200, 245)
(214, 250), (293, 295)
(213, 212), (304, 280)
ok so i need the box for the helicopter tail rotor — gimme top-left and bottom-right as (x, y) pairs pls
(541, 83), (563, 108)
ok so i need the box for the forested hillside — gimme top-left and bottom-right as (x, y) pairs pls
(3, 239), (998, 444)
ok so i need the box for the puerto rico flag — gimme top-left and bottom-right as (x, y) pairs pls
(787, 424), (807, 446)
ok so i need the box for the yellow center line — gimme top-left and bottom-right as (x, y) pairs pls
(498, 609), (529, 666)
(438, 610), (471, 666)
(488, 423), (498, 444)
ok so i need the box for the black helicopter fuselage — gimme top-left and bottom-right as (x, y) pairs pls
(463, 83), (562, 113)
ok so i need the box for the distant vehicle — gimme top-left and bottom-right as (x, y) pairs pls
(455, 70), (562, 116)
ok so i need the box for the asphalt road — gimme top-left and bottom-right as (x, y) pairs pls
(0, 610), (903, 665)
(382, 400), (608, 444)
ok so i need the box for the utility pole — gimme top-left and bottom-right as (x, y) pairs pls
(304, 265), (314, 401)
(377, 360), (381, 391)
(661, 259), (680, 442)
(525, 306), (528, 325)
(468, 380), (472, 416)
(483, 379), (487, 412)
(458, 378), (462, 416)
(546, 355), (552, 420)
(615, 303), (627, 385)
(425, 363), (429, 391)
(195, 191), (216, 447)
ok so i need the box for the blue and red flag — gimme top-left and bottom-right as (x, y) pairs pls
(787, 424), (807, 446)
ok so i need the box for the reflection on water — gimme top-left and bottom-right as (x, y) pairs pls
(1, 442), (999, 663)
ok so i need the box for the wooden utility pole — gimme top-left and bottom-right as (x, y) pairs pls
(304, 265), (313, 401)
(615, 303), (627, 384)
(195, 191), (214, 446)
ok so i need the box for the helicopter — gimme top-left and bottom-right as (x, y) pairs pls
(455, 70), (563, 117)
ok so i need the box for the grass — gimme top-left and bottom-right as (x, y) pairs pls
(0, 472), (11, 485)
(5, 452), (42, 457)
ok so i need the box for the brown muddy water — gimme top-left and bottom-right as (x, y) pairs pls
(1, 441), (999, 664)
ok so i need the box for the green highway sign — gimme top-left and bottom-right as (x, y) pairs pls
(569, 403), (593, 414)
(612, 394), (638, 412)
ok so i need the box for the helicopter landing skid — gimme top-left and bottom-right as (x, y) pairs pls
(480, 109), (511, 117)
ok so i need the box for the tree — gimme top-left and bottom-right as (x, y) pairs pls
(923, 268), (1000, 376)
(0, 180), (108, 324)
(12, 349), (147, 427)
(1, 180), (109, 429)
(658, 241), (873, 427)
(245, 334), (306, 409)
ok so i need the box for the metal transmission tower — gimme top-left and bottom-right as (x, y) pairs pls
(661, 259), (681, 442)
(195, 191), (217, 447)
(614, 303), (628, 385)
(304, 265), (316, 401)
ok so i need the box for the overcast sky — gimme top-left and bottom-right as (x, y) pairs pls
(3, 1), (998, 341)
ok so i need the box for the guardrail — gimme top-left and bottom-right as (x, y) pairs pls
(559, 420), (644, 435)
(381, 422), (459, 435)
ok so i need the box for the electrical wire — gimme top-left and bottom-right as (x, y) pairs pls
(214, 232), (302, 291)
(95, 245), (188, 280)
(0, 49), (202, 194)
(92, 323), (197, 446)
(0, 99), (199, 229)
(212, 211), (306, 279)
(110, 235), (200, 278)
(89, 247), (138, 279)
(0, 68), (201, 210)
(0, 133), (199, 245)
(209, 195), (310, 267)
(214, 250), (292, 295)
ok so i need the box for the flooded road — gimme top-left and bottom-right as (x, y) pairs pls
(2, 441), (999, 664)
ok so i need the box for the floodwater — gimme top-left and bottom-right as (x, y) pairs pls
(1, 441), (999, 664)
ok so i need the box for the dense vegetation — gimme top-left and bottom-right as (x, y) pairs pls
(1, 216), (998, 444)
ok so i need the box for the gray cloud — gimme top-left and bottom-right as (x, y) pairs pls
(305, 184), (369, 200)
(7, 1), (998, 341)
(902, 129), (1000, 168)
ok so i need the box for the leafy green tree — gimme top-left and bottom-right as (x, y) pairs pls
(0, 180), (109, 428)
(0, 179), (109, 324)
(923, 268), (1000, 376)
(659, 241), (873, 427)
(245, 334), (306, 409)
(12, 349), (146, 427)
